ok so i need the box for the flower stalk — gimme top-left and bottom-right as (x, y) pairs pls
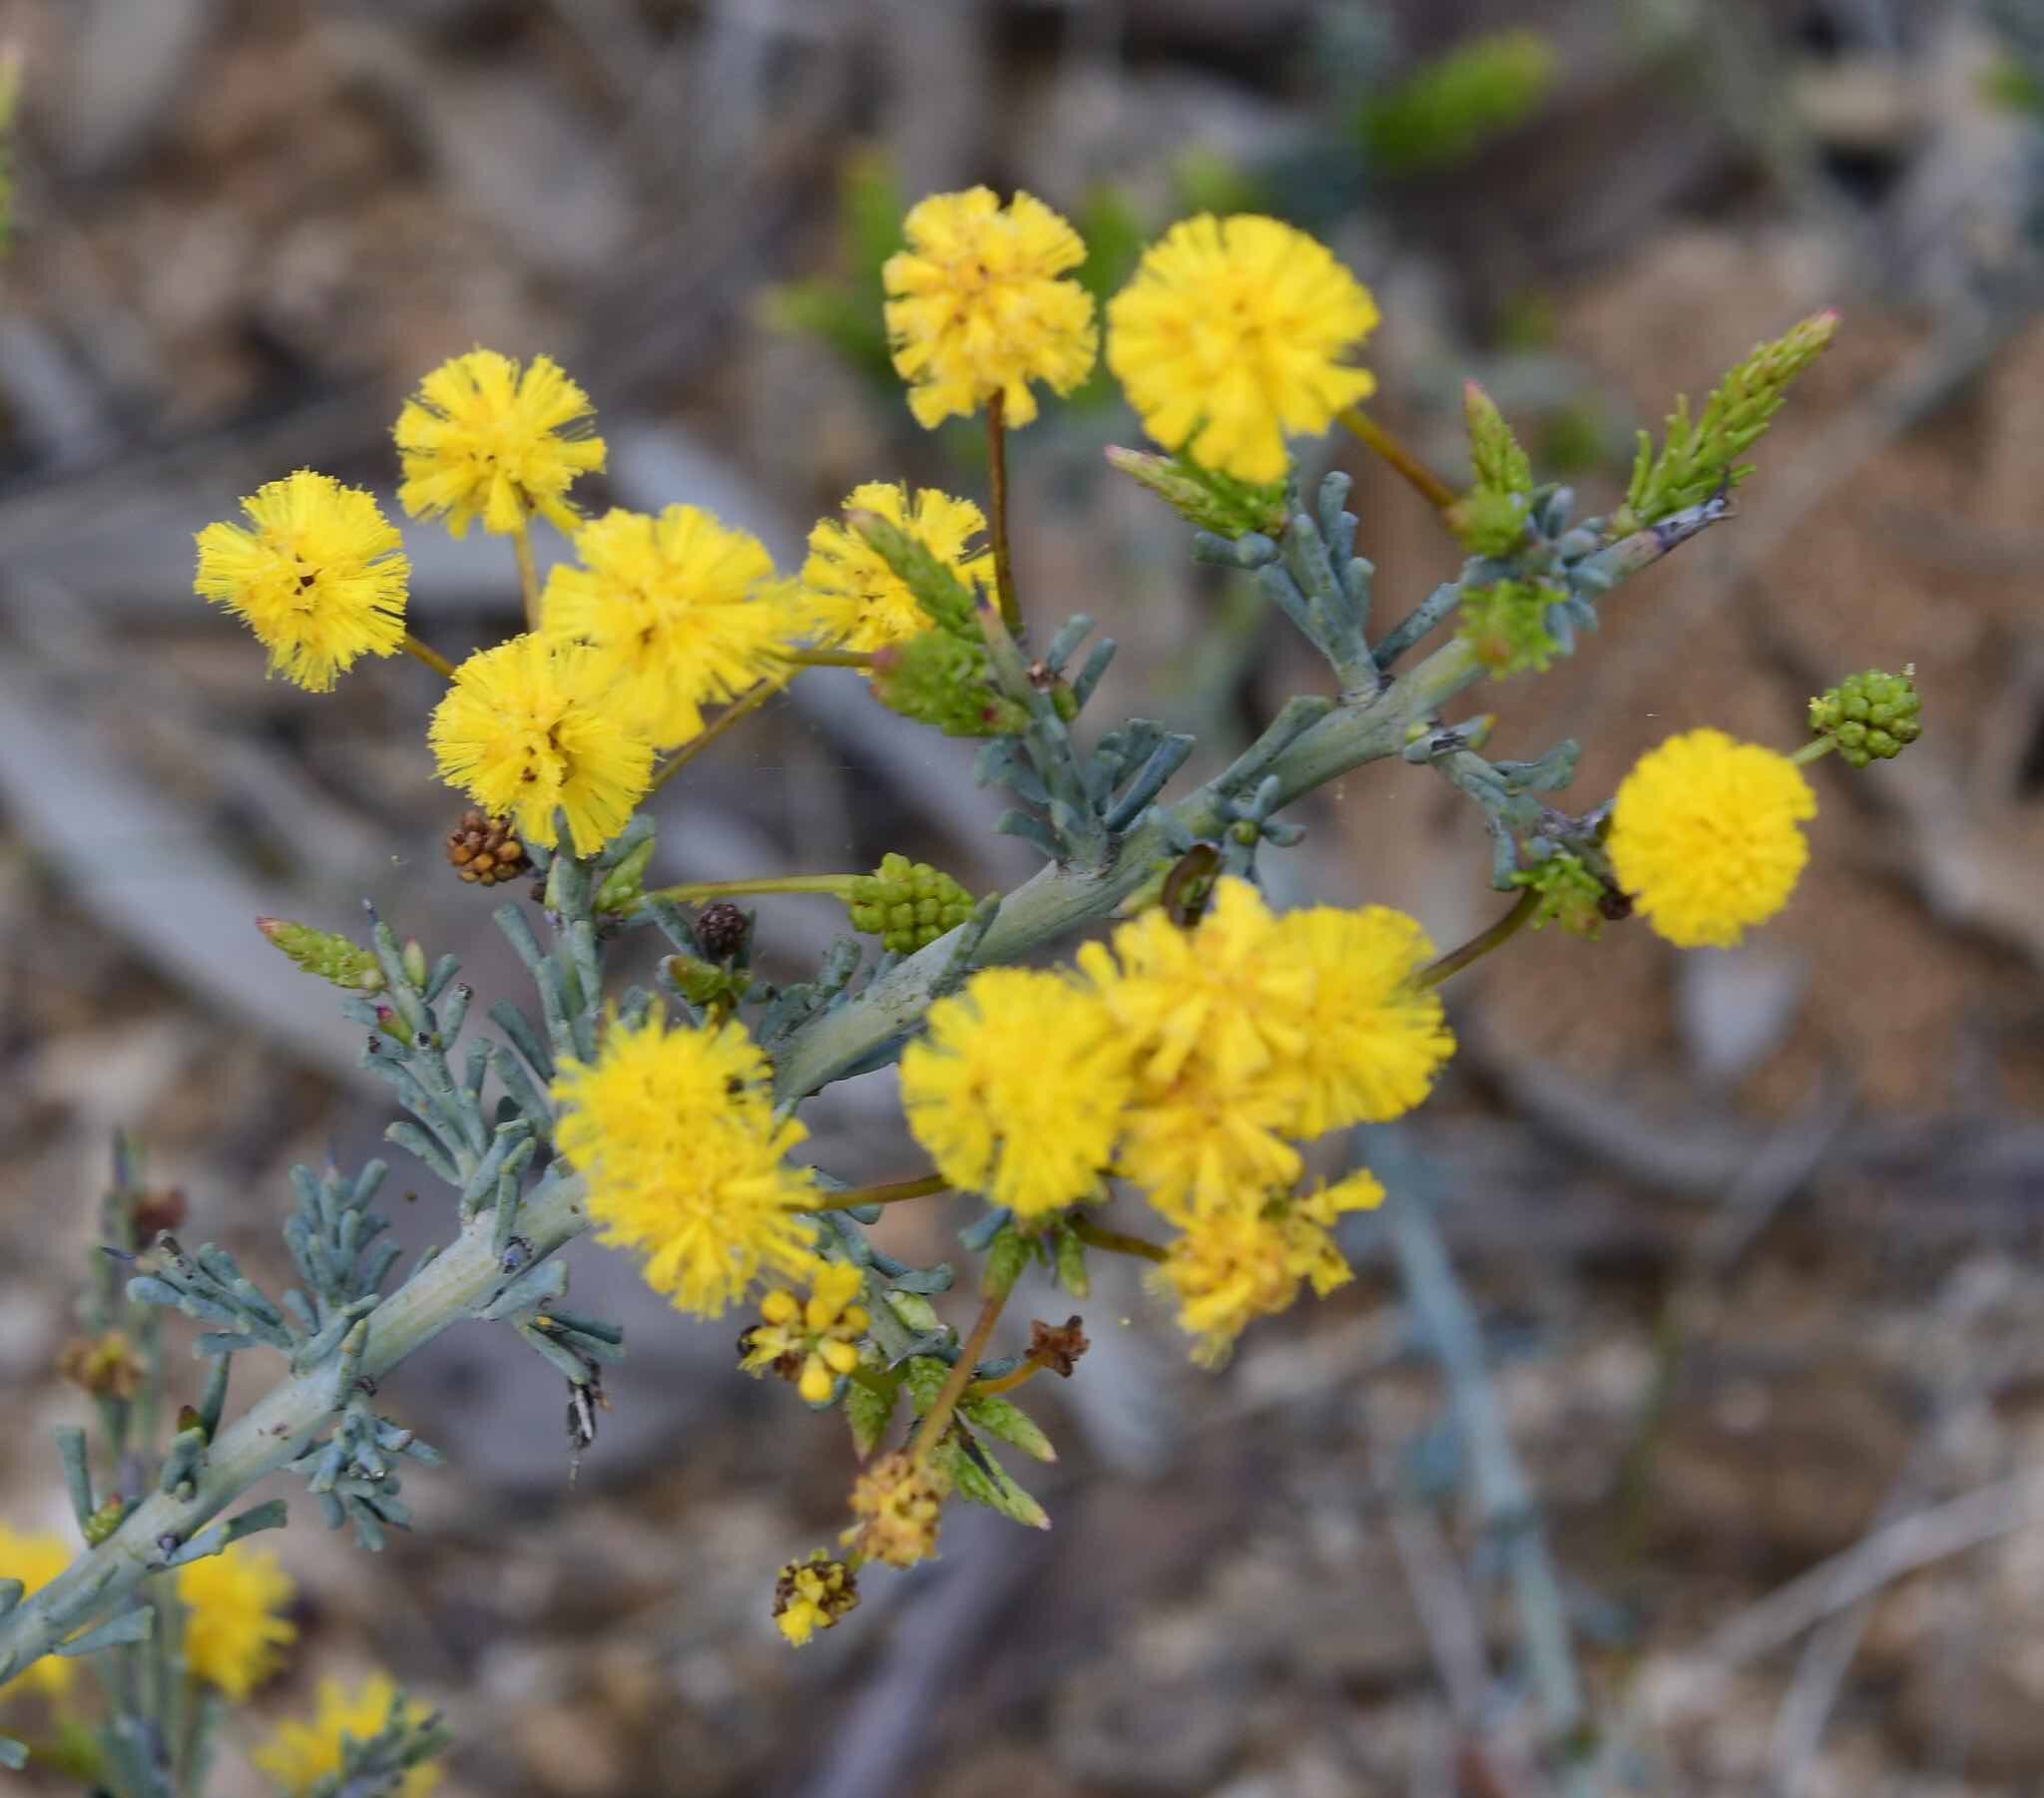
(1339, 406), (1461, 513)
(401, 633), (456, 679)
(985, 390), (1022, 635)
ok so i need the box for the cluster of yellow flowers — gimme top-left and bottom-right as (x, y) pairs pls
(191, 187), (1400, 862)
(2, 1528), (430, 1794)
(904, 877), (1454, 1359)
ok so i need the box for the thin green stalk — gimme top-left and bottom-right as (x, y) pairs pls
(1416, 887), (1541, 990)
(510, 515), (542, 633)
(1789, 736), (1836, 766)
(1339, 407), (1461, 513)
(1069, 1216), (1168, 1264)
(641, 874), (858, 907)
(403, 634), (457, 679)
(908, 1287), (1009, 1468)
(648, 673), (792, 795)
(986, 390), (1021, 635)
(804, 1173), (949, 1213)
(767, 647), (877, 670)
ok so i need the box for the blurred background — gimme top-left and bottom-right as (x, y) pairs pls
(4, 0), (2044, 1793)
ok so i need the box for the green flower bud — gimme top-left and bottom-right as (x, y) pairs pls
(400, 938), (429, 991)
(1457, 578), (1564, 676)
(1510, 852), (1619, 939)
(1808, 667), (1921, 767)
(844, 853), (976, 953)
(1102, 445), (1289, 539)
(661, 953), (752, 1008)
(595, 831), (657, 913)
(870, 630), (1028, 738)
(256, 917), (384, 992)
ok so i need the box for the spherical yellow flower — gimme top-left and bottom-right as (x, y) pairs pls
(0, 1524), (74, 1697)
(543, 505), (796, 748)
(1267, 905), (1454, 1137)
(1113, 1074), (1302, 1226)
(395, 348), (605, 539)
(427, 634), (654, 857)
(1079, 877), (1311, 1096)
(742, 1260), (870, 1404)
(900, 967), (1133, 1220)
(1607, 728), (1816, 949)
(1107, 215), (1380, 484)
(252, 1672), (440, 1798)
(552, 1007), (820, 1318)
(1156, 1169), (1383, 1365)
(176, 1543), (296, 1699)
(193, 470), (409, 691)
(772, 1553), (858, 1647)
(883, 187), (1098, 429)
(799, 482), (993, 655)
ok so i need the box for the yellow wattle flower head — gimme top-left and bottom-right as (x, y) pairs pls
(1106, 214), (1380, 484)
(899, 967), (1134, 1220)
(800, 481), (993, 655)
(394, 348), (605, 539)
(883, 187), (1098, 429)
(1080, 876), (1314, 1219)
(843, 1450), (948, 1569)
(1267, 905), (1454, 1137)
(1606, 728), (1816, 949)
(427, 634), (654, 857)
(252, 1672), (440, 1798)
(542, 505), (795, 748)
(0, 1524), (74, 1697)
(742, 1260), (870, 1404)
(1079, 877), (1311, 1093)
(552, 1007), (820, 1318)
(1157, 1169), (1384, 1365)
(193, 470), (409, 692)
(175, 1543), (296, 1699)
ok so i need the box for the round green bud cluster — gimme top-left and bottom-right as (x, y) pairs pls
(1808, 668), (1921, 767)
(1510, 852), (1613, 939)
(845, 853), (975, 953)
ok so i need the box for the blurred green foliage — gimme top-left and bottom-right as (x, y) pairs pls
(1354, 29), (1558, 176)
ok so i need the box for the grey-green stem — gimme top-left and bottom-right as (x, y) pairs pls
(0, 1174), (590, 1682)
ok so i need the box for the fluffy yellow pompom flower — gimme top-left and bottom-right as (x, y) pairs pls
(1081, 878), (1317, 1218)
(395, 348), (605, 539)
(800, 482), (993, 654)
(552, 1007), (820, 1318)
(883, 187), (1098, 429)
(543, 505), (795, 747)
(0, 1524), (74, 1696)
(900, 967), (1133, 1219)
(1267, 905), (1455, 1137)
(193, 470), (409, 691)
(1607, 728), (1816, 949)
(1107, 215), (1380, 484)
(1157, 1169), (1384, 1364)
(427, 634), (653, 857)
(252, 1672), (440, 1798)
(742, 1260), (870, 1404)
(176, 1544), (296, 1699)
